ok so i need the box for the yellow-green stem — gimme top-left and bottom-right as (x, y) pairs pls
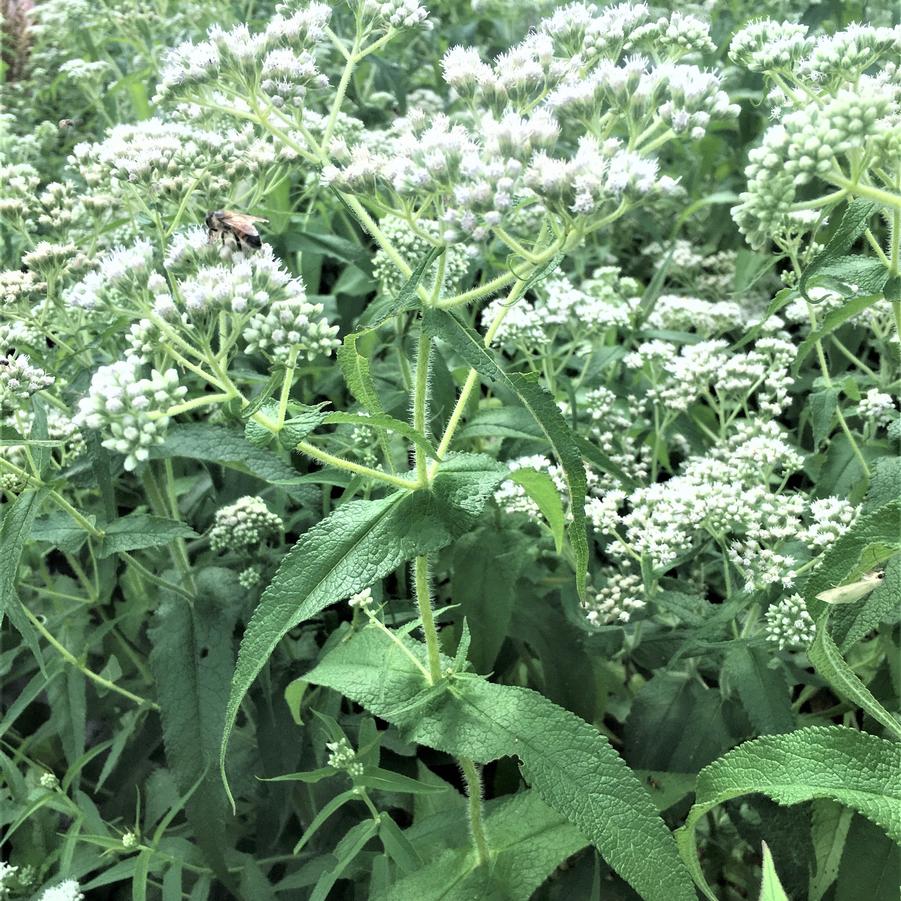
(23, 606), (159, 710)
(460, 757), (490, 866)
(414, 556), (442, 684)
(413, 331), (431, 485)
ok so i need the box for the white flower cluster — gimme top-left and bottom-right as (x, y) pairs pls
(731, 23), (901, 247)
(582, 568), (645, 625)
(21, 241), (81, 279)
(582, 388), (651, 484)
(64, 239), (155, 312)
(857, 388), (897, 428)
(590, 421), (806, 578)
(764, 593), (816, 650)
(0, 861), (17, 898)
(0, 268), (45, 306)
(801, 497), (857, 549)
(626, 332), (795, 415)
(324, 5), (735, 249)
(38, 880), (85, 901)
(74, 361), (186, 470)
(729, 20), (811, 73)
(326, 738), (364, 776)
(372, 216), (470, 298)
(209, 496), (283, 551)
(646, 294), (746, 334)
(348, 586), (373, 609)
(484, 268), (638, 348)
(155, 3), (333, 103)
(70, 120), (282, 208)
(0, 354), (54, 409)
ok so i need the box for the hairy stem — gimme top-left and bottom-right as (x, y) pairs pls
(460, 757), (490, 866)
(414, 555), (442, 684)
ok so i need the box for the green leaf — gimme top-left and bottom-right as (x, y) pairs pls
(451, 525), (527, 673)
(459, 407), (543, 440)
(724, 643), (795, 735)
(807, 624), (901, 739)
(378, 812), (422, 875)
(0, 488), (45, 629)
(509, 467), (565, 551)
(310, 819), (379, 901)
(245, 401), (327, 447)
(422, 308), (588, 598)
(834, 814), (900, 901)
(429, 453), (509, 532)
(359, 245), (440, 329)
(794, 292), (884, 372)
(865, 456), (901, 513)
(337, 332), (385, 416)
(382, 791), (587, 901)
(809, 388), (838, 447)
(149, 423), (310, 498)
(675, 726), (901, 900)
(809, 800), (852, 901)
(830, 556), (901, 651)
(759, 842), (790, 901)
(803, 499), (901, 618)
(148, 568), (241, 883)
(799, 199), (877, 300)
(305, 627), (696, 901)
(98, 513), (197, 558)
(30, 511), (95, 553)
(508, 372), (588, 600)
(357, 767), (450, 795)
(221, 490), (464, 805)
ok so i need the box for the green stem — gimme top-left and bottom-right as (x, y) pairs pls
(413, 330), (431, 485)
(429, 278), (527, 477)
(295, 440), (415, 491)
(826, 174), (901, 210)
(414, 556), (442, 684)
(22, 606), (159, 710)
(460, 757), (490, 867)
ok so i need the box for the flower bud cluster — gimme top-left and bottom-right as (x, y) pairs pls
(242, 297), (340, 362)
(209, 496), (283, 551)
(729, 20), (811, 73)
(732, 23), (901, 248)
(582, 568), (645, 625)
(326, 738), (364, 777)
(360, 0), (431, 30)
(764, 594), (816, 651)
(372, 216), (470, 298)
(0, 354), (54, 410)
(74, 361), (186, 470)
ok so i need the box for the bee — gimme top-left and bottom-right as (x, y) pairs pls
(816, 570), (885, 604)
(205, 210), (268, 251)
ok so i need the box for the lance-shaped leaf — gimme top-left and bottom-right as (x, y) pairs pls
(423, 308), (588, 598)
(674, 726), (901, 900)
(305, 627), (696, 901)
